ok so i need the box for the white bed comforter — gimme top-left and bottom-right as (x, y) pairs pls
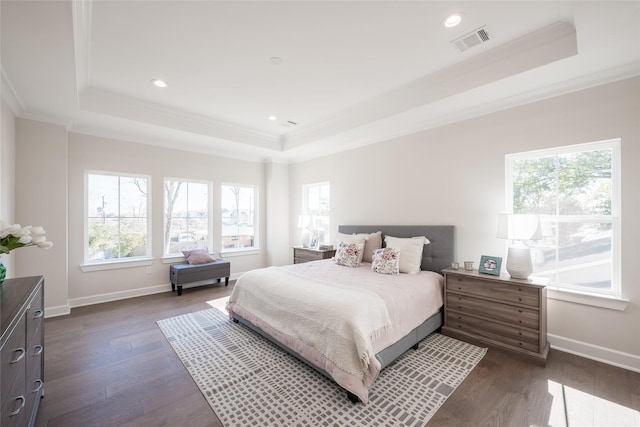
(226, 260), (443, 403)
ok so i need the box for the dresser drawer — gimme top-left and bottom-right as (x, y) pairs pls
(447, 275), (540, 307)
(1, 367), (27, 427)
(446, 312), (540, 353)
(1, 315), (27, 405)
(26, 286), (44, 345)
(446, 293), (540, 329)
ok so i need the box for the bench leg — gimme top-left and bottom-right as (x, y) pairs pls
(171, 283), (176, 292)
(177, 285), (183, 296)
(225, 277), (229, 286)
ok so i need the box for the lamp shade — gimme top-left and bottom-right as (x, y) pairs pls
(497, 214), (542, 241)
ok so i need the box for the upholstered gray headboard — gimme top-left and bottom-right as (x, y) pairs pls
(338, 225), (455, 274)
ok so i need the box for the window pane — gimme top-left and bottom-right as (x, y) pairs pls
(303, 182), (330, 245)
(87, 173), (150, 262)
(222, 185), (255, 250)
(532, 221), (612, 291)
(512, 156), (557, 215)
(164, 180), (210, 255)
(557, 150), (612, 216)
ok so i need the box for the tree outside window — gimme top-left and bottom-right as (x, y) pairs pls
(221, 184), (256, 250)
(506, 140), (620, 296)
(87, 173), (150, 261)
(164, 179), (210, 255)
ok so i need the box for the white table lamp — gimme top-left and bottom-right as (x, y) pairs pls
(298, 215), (311, 247)
(497, 214), (542, 279)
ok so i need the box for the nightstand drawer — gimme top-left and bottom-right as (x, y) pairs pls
(293, 247), (336, 264)
(446, 312), (540, 353)
(447, 276), (540, 307)
(446, 293), (539, 329)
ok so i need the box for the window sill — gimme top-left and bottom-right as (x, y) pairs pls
(547, 287), (628, 311)
(220, 248), (260, 258)
(80, 258), (154, 272)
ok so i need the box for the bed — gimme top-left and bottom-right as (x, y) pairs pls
(226, 225), (455, 403)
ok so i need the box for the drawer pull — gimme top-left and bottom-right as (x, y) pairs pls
(32, 310), (44, 319)
(31, 379), (43, 394)
(9, 396), (25, 416)
(33, 345), (44, 356)
(10, 348), (26, 364)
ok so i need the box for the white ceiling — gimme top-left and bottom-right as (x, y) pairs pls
(2, 1), (639, 163)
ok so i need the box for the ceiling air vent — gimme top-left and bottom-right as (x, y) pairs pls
(281, 120), (298, 128)
(451, 26), (490, 53)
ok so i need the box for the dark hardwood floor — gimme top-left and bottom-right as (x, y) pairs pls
(35, 282), (640, 426)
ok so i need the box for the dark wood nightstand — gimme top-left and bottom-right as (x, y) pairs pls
(293, 246), (336, 264)
(441, 267), (550, 365)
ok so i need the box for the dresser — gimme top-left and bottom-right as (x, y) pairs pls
(441, 268), (549, 365)
(1, 276), (45, 427)
(292, 247), (336, 264)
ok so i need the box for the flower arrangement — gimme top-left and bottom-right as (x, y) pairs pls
(0, 221), (53, 254)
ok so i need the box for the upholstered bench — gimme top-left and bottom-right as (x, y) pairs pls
(169, 259), (230, 296)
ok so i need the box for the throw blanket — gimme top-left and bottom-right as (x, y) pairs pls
(226, 266), (392, 403)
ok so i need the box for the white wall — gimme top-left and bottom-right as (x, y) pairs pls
(0, 98), (16, 274)
(288, 77), (640, 370)
(65, 133), (268, 310)
(15, 119), (68, 312)
(264, 161), (290, 266)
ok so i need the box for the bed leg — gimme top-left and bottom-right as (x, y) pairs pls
(346, 391), (361, 404)
(412, 343), (419, 350)
(232, 318), (239, 323)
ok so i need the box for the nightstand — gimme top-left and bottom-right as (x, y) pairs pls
(293, 246), (336, 264)
(441, 267), (550, 365)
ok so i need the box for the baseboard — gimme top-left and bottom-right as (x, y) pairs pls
(549, 333), (640, 373)
(68, 283), (171, 310)
(47, 272), (243, 317)
(44, 304), (71, 318)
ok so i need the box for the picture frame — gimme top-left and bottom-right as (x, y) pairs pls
(479, 255), (502, 276)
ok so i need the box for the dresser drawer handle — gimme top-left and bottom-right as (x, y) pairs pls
(33, 345), (44, 356)
(10, 348), (25, 364)
(32, 310), (44, 319)
(9, 396), (25, 416)
(31, 379), (43, 394)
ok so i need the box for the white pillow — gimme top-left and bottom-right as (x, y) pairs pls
(384, 235), (430, 274)
(335, 232), (366, 245)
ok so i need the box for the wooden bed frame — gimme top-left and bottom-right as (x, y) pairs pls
(232, 225), (455, 402)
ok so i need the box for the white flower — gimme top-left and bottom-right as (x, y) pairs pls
(0, 221), (53, 254)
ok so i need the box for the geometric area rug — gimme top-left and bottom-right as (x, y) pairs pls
(157, 308), (487, 427)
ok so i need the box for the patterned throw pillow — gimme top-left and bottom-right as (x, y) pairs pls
(334, 241), (365, 268)
(371, 247), (400, 275)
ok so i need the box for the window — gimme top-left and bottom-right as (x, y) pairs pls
(506, 139), (620, 297)
(221, 184), (256, 250)
(164, 179), (210, 256)
(302, 182), (330, 245)
(86, 172), (150, 262)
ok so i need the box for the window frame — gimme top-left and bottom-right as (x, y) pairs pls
(505, 139), (621, 300)
(220, 183), (258, 254)
(163, 177), (213, 257)
(83, 170), (152, 268)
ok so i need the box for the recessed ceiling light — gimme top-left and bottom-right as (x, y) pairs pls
(151, 79), (167, 88)
(268, 115), (277, 121)
(444, 13), (463, 28)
